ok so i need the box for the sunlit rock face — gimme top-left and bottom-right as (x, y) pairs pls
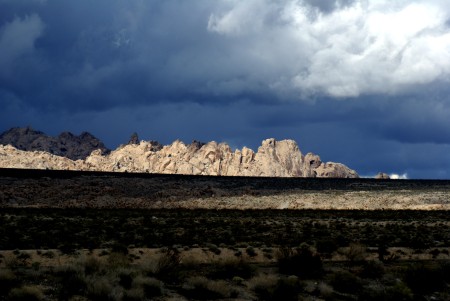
(0, 127), (358, 178)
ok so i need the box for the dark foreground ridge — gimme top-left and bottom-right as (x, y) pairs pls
(1, 167), (450, 210)
(1, 167), (450, 191)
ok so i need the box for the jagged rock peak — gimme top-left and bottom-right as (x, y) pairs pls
(0, 127), (109, 160)
(189, 140), (206, 151)
(128, 132), (139, 145)
(0, 126), (43, 147)
(0, 132), (359, 178)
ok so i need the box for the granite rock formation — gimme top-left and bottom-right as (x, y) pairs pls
(0, 127), (109, 160)
(128, 132), (139, 145)
(0, 145), (83, 170)
(0, 127), (359, 178)
(375, 172), (390, 179)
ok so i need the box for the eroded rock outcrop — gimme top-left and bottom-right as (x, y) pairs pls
(0, 145), (84, 170)
(0, 127), (358, 178)
(0, 127), (109, 160)
(375, 172), (390, 179)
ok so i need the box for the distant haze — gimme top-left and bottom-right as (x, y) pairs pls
(1, 1), (450, 178)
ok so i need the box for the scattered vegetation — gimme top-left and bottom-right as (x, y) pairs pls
(277, 244), (323, 278)
(0, 208), (449, 300)
(8, 285), (44, 301)
(1, 209), (448, 250)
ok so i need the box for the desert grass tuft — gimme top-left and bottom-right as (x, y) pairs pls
(8, 285), (44, 301)
(249, 274), (300, 301)
(0, 268), (19, 296)
(132, 276), (163, 298)
(277, 244), (323, 278)
(181, 276), (233, 300)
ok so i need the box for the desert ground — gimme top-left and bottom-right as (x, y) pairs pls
(0, 168), (449, 300)
(1, 168), (449, 210)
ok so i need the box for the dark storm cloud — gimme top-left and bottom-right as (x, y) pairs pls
(1, 0), (450, 178)
(0, 1), (201, 110)
(0, 0), (288, 112)
(3, 0), (450, 108)
(303, 0), (356, 13)
(377, 99), (450, 145)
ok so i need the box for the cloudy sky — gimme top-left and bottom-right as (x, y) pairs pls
(1, 0), (450, 179)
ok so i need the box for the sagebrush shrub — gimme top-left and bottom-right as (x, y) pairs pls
(133, 276), (163, 298)
(55, 264), (87, 299)
(123, 288), (145, 301)
(181, 276), (232, 300)
(0, 269), (18, 296)
(154, 248), (181, 282)
(246, 246), (257, 257)
(118, 268), (135, 289)
(250, 275), (300, 301)
(330, 270), (362, 294)
(86, 276), (117, 301)
(80, 255), (103, 275)
(360, 260), (385, 279)
(404, 264), (446, 295)
(342, 243), (367, 262)
(8, 285), (44, 301)
(277, 245), (323, 278)
(208, 258), (255, 280)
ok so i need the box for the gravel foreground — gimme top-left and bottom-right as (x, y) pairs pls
(1, 168), (449, 210)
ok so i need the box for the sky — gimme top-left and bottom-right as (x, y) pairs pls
(1, 0), (450, 179)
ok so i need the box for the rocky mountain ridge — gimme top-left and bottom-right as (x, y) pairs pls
(0, 127), (109, 160)
(0, 127), (358, 178)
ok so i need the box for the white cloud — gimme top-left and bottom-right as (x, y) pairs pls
(390, 173), (408, 180)
(207, 0), (450, 98)
(362, 172), (409, 179)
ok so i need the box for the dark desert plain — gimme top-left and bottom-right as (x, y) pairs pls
(1, 168), (449, 300)
(2, 0), (450, 300)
